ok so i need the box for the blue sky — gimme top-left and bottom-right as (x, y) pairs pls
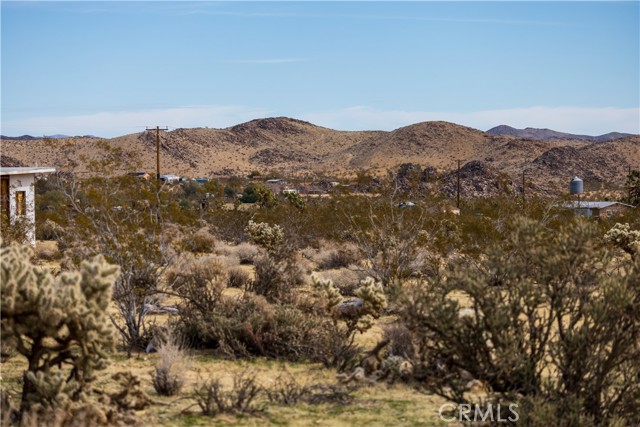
(1, 1), (638, 137)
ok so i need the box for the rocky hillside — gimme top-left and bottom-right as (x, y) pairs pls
(2, 117), (638, 195)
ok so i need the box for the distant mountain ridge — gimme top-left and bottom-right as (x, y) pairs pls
(486, 125), (634, 142)
(0, 135), (41, 141)
(2, 117), (639, 196)
(0, 134), (98, 140)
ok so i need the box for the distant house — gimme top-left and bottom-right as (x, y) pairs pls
(128, 172), (152, 180)
(563, 201), (634, 218)
(1, 166), (56, 245)
(282, 188), (299, 195)
(159, 174), (180, 183)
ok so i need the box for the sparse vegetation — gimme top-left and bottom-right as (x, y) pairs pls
(2, 161), (637, 427)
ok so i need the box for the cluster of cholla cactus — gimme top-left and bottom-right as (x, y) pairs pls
(604, 223), (640, 256)
(1, 242), (119, 413)
(244, 220), (284, 253)
(312, 275), (387, 333)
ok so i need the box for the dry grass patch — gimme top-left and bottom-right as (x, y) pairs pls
(2, 340), (449, 427)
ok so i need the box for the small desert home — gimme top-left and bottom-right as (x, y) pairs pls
(0, 167), (56, 245)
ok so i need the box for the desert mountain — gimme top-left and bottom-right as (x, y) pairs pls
(487, 125), (634, 142)
(2, 117), (638, 195)
(0, 135), (41, 141)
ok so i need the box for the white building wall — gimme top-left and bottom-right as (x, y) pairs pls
(8, 173), (36, 245)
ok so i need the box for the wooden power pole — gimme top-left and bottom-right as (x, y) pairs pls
(146, 126), (168, 181)
(456, 160), (461, 209)
(522, 170), (526, 211)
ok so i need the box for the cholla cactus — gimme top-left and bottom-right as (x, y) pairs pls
(312, 274), (343, 309)
(604, 223), (640, 256)
(1, 242), (119, 412)
(313, 274), (387, 333)
(244, 220), (284, 252)
(355, 277), (387, 316)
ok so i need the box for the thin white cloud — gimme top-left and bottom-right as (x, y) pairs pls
(356, 14), (565, 26)
(299, 106), (640, 135)
(222, 58), (310, 64)
(1, 105), (271, 138)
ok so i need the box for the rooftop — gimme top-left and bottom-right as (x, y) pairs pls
(563, 201), (634, 209)
(0, 167), (56, 176)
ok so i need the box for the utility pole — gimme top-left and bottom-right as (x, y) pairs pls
(629, 165), (634, 203)
(456, 160), (461, 209)
(146, 126), (168, 181)
(522, 170), (526, 212)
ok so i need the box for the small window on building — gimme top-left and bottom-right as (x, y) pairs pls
(15, 191), (26, 216)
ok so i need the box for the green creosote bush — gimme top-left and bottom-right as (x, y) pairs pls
(1, 241), (118, 416)
(240, 184), (277, 208)
(284, 191), (305, 211)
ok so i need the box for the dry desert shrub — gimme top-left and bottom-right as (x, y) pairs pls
(264, 371), (356, 406)
(179, 227), (216, 254)
(215, 294), (323, 360)
(194, 370), (264, 416)
(315, 268), (366, 297)
(174, 288), (328, 361)
(382, 323), (415, 360)
(215, 253), (241, 268)
(315, 244), (360, 270)
(35, 219), (65, 241)
(151, 335), (189, 396)
(235, 242), (261, 264)
(248, 254), (303, 303)
(34, 244), (61, 261)
(215, 241), (261, 265)
(166, 253), (227, 310)
(227, 266), (251, 288)
(263, 371), (309, 405)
